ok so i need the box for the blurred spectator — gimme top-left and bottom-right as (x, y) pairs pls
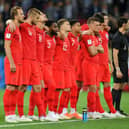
(45, 0), (56, 20)
(0, 13), (4, 55)
(2, 2), (10, 22)
(64, 0), (72, 19)
(72, 0), (78, 18)
(86, 0), (101, 18)
(0, 0), (4, 13)
(101, 3), (108, 14)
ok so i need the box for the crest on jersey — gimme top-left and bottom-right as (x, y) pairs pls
(28, 28), (32, 36)
(38, 35), (42, 42)
(6, 33), (11, 39)
(63, 42), (68, 51)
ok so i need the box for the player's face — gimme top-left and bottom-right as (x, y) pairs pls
(50, 22), (58, 35)
(62, 21), (71, 32)
(104, 16), (109, 26)
(72, 22), (81, 33)
(92, 21), (101, 32)
(125, 20), (129, 31)
(16, 9), (24, 23)
(32, 14), (40, 25)
(51, 23), (58, 33)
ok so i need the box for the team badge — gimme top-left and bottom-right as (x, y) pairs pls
(28, 28), (32, 36)
(63, 42), (68, 51)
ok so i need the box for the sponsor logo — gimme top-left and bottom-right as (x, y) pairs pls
(6, 33), (11, 39)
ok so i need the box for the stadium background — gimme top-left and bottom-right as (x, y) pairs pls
(0, 0), (129, 90)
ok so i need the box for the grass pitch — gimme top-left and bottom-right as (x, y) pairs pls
(0, 90), (129, 129)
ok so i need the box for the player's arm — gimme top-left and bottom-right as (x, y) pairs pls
(6, 19), (16, 32)
(113, 48), (123, 78)
(83, 36), (98, 56)
(108, 50), (114, 73)
(4, 40), (16, 72)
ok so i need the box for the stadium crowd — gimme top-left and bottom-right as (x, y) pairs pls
(0, 0), (129, 55)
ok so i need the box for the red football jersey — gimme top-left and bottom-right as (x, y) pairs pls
(20, 23), (36, 60)
(82, 34), (99, 63)
(98, 30), (109, 64)
(36, 26), (45, 63)
(68, 32), (80, 66)
(44, 34), (56, 65)
(4, 25), (22, 64)
(53, 36), (71, 70)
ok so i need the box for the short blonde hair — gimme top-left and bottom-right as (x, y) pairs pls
(10, 6), (22, 19)
(27, 8), (41, 17)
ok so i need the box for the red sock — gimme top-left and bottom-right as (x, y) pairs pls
(47, 88), (55, 111)
(44, 88), (48, 112)
(104, 87), (116, 113)
(70, 86), (78, 109)
(3, 89), (11, 116)
(87, 91), (96, 112)
(53, 90), (60, 113)
(33, 92), (46, 117)
(96, 90), (105, 113)
(58, 91), (70, 114)
(17, 91), (24, 117)
(77, 87), (81, 100)
(28, 90), (35, 116)
(10, 90), (18, 115)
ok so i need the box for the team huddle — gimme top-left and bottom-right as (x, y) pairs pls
(3, 6), (128, 123)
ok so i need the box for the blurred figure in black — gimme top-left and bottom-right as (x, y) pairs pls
(112, 17), (129, 116)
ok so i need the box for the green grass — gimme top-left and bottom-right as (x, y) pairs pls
(0, 90), (129, 129)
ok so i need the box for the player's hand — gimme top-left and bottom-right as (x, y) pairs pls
(59, 30), (66, 40)
(10, 63), (16, 72)
(8, 21), (16, 33)
(110, 63), (114, 73)
(116, 69), (123, 78)
(97, 45), (104, 53)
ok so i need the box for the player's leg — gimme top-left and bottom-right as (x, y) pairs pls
(4, 63), (21, 123)
(31, 61), (46, 121)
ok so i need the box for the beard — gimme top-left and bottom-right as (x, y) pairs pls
(50, 31), (57, 36)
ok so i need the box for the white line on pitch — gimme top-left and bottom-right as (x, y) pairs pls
(0, 117), (129, 128)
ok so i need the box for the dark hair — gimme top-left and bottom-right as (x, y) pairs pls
(100, 12), (108, 17)
(57, 18), (68, 29)
(46, 20), (56, 27)
(10, 6), (22, 19)
(93, 13), (104, 23)
(87, 16), (101, 24)
(70, 19), (79, 26)
(118, 17), (128, 28)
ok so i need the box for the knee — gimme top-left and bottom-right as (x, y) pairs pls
(6, 85), (16, 91)
(33, 85), (41, 92)
(88, 85), (96, 92)
(18, 85), (27, 92)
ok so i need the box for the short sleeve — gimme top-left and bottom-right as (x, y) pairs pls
(112, 34), (121, 49)
(83, 35), (93, 47)
(4, 26), (13, 41)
